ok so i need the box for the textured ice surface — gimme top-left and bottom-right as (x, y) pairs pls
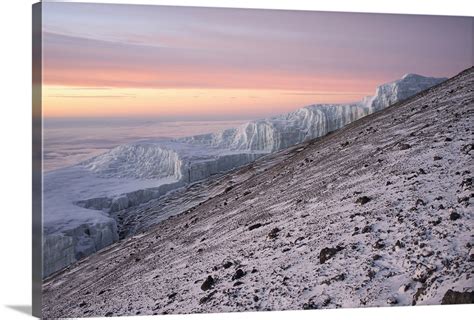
(42, 73), (446, 277)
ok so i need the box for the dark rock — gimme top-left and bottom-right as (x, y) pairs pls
(449, 210), (461, 221)
(168, 292), (177, 300)
(253, 295), (259, 302)
(223, 261), (233, 269)
(415, 199), (426, 207)
(302, 301), (318, 310)
(460, 177), (472, 189)
(319, 246), (344, 264)
(373, 239), (385, 249)
(248, 223), (262, 231)
(232, 269), (246, 280)
(430, 217), (442, 226)
(373, 254), (382, 260)
(441, 290), (474, 305)
(387, 296), (398, 305)
(79, 301), (87, 308)
(199, 290), (217, 304)
(433, 156), (443, 161)
(268, 227), (281, 239)
(243, 190), (252, 196)
(461, 143), (473, 155)
(356, 196), (371, 205)
(395, 240), (405, 248)
(413, 264), (435, 283)
(399, 143), (411, 150)
(224, 186), (234, 193)
(361, 225), (372, 233)
(322, 273), (346, 285)
(233, 281), (244, 287)
(200, 275), (215, 291)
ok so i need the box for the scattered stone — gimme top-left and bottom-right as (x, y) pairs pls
(232, 269), (246, 280)
(243, 190), (252, 196)
(224, 186), (234, 193)
(199, 290), (217, 304)
(201, 275), (215, 291)
(322, 273), (346, 285)
(449, 209), (461, 221)
(421, 248), (434, 257)
(412, 286), (426, 305)
(168, 292), (177, 300)
(461, 144), (473, 155)
(373, 254), (382, 261)
(373, 239), (385, 249)
(399, 143), (411, 150)
(415, 199), (426, 207)
(320, 246), (344, 264)
(248, 223), (262, 231)
(433, 156), (443, 161)
(267, 227), (281, 239)
(395, 240), (405, 249)
(356, 196), (371, 205)
(460, 177), (472, 189)
(430, 217), (442, 226)
(233, 281), (244, 287)
(441, 290), (474, 304)
(387, 296), (398, 305)
(398, 284), (410, 293)
(303, 295), (331, 309)
(362, 225), (372, 233)
(413, 264), (436, 283)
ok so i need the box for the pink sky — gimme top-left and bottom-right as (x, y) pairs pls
(42, 3), (473, 119)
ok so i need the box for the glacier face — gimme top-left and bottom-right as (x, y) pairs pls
(82, 143), (183, 180)
(42, 73), (446, 277)
(178, 74), (446, 153)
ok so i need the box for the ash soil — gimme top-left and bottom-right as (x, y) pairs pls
(42, 68), (473, 317)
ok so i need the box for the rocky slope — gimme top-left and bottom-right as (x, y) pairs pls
(42, 67), (473, 318)
(42, 73), (445, 277)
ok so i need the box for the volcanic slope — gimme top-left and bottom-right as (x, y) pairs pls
(42, 67), (473, 317)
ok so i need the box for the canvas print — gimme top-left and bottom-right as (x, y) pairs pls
(32, 1), (474, 318)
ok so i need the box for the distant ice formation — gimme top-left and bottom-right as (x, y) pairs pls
(42, 73), (446, 277)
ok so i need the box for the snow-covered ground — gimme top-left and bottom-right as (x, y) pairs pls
(42, 73), (446, 277)
(42, 67), (473, 317)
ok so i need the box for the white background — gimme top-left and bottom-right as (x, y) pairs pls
(0, 0), (472, 319)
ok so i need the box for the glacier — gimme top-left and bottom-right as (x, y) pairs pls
(42, 73), (446, 277)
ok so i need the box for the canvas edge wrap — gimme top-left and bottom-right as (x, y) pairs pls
(32, 2), (43, 318)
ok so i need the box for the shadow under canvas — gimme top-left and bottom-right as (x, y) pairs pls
(6, 305), (32, 316)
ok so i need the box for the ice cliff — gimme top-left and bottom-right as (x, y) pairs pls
(42, 73), (446, 277)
